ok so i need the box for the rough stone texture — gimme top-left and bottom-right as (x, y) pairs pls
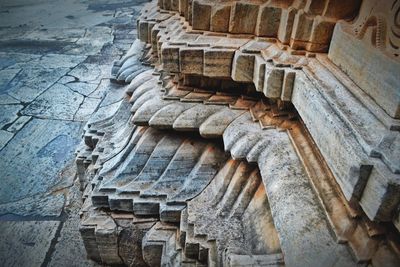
(0, 0), (148, 266)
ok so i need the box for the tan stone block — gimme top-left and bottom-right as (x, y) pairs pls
(192, 0), (211, 31)
(231, 51), (255, 82)
(307, 17), (335, 52)
(203, 48), (235, 78)
(138, 21), (150, 43)
(242, 40), (271, 53)
(304, 0), (325, 15)
(256, 6), (282, 37)
(151, 27), (160, 52)
(229, 2), (259, 34)
(179, 48), (204, 74)
(290, 11), (314, 50)
(214, 37), (250, 49)
(210, 4), (231, 32)
(147, 21), (156, 45)
(161, 43), (181, 73)
(277, 8), (296, 44)
(263, 66), (284, 99)
(281, 71), (295, 101)
(188, 0), (192, 22)
(194, 35), (221, 47)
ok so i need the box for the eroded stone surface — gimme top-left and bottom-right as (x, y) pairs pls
(77, 67), (400, 266)
(0, 1), (145, 265)
(23, 83), (84, 120)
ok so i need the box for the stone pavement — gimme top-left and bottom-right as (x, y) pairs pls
(0, 1), (147, 266)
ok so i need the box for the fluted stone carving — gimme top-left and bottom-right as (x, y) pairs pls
(77, 0), (400, 266)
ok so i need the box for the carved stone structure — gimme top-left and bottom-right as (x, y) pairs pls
(76, 0), (400, 266)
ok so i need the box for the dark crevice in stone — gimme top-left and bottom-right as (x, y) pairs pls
(40, 211), (68, 267)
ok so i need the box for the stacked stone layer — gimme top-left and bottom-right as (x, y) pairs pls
(77, 0), (400, 266)
(136, 0), (400, 227)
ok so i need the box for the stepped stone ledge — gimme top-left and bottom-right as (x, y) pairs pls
(76, 0), (400, 266)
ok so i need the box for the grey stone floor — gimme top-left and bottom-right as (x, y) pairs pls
(0, 1), (146, 266)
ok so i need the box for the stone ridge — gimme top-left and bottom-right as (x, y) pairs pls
(134, 0), (400, 225)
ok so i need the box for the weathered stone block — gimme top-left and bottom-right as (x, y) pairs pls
(179, 0), (188, 17)
(263, 65), (284, 99)
(307, 17), (335, 52)
(161, 43), (181, 73)
(231, 51), (255, 82)
(179, 48), (204, 74)
(253, 55), (266, 92)
(256, 6), (282, 37)
(290, 11), (314, 50)
(359, 164), (400, 221)
(281, 71), (295, 101)
(138, 21), (150, 43)
(170, 0), (179, 11)
(203, 48), (235, 77)
(277, 8), (296, 44)
(229, 2), (259, 34)
(210, 4), (231, 32)
(161, 0), (172, 10)
(192, 0), (211, 31)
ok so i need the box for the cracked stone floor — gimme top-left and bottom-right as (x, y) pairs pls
(0, 0), (146, 266)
